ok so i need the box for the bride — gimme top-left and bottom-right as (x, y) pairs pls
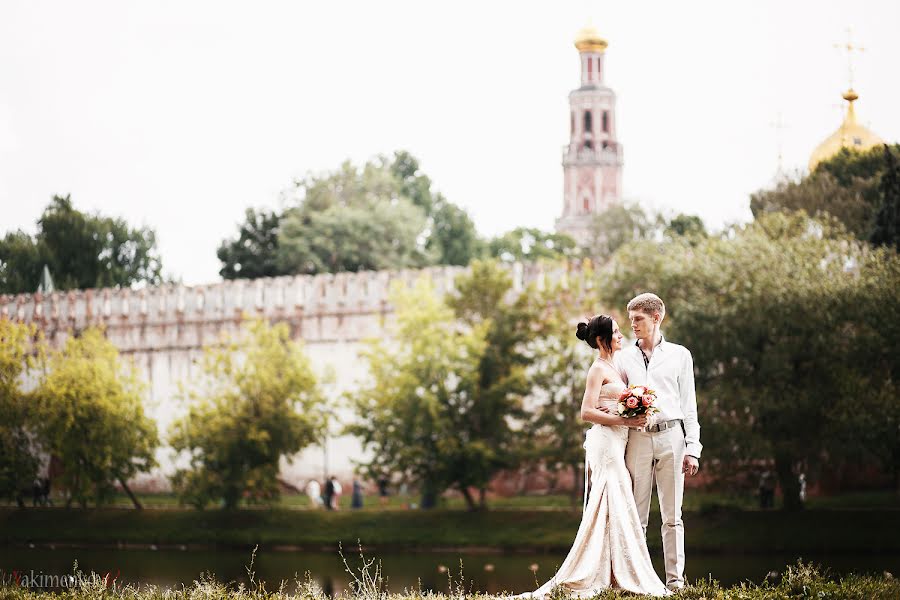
(517, 315), (670, 598)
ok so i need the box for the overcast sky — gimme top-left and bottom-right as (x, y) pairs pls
(2, 0), (898, 285)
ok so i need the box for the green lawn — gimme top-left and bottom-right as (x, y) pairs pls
(20, 489), (891, 512)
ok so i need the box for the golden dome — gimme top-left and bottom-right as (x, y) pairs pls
(574, 25), (608, 53)
(809, 89), (884, 171)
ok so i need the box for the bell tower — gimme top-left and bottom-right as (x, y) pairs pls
(555, 25), (624, 245)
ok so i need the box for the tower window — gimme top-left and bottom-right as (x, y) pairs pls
(571, 112), (574, 135)
(583, 110), (593, 133)
(587, 57), (593, 81)
(602, 111), (609, 133)
(583, 197), (590, 213)
(583, 140), (593, 150)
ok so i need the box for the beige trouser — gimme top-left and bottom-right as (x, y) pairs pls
(624, 425), (686, 590)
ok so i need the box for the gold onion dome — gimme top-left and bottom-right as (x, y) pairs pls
(574, 25), (608, 53)
(808, 88), (884, 171)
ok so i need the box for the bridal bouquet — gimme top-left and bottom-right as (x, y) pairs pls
(617, 385), (660, 419)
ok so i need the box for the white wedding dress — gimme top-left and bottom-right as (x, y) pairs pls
(517, 380), (670, 598)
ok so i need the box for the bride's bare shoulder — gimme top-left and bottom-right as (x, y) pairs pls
(587, 360), (615, 386)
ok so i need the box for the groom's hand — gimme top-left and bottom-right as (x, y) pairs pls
(682, 455), (699, 476)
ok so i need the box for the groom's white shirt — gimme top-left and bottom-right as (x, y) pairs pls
(616, 335), (703, 459)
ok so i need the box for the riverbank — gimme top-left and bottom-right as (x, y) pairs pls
(0, 560), (897, 599)
(2, 507), (898, 554)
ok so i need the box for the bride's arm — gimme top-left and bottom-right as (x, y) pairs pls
(580, 368), (630, 427)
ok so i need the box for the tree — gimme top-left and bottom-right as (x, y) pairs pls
(427, 197), (484, 266)
(584, 203), (658, 260)
(274, 159), (433, 275)
(277, 197), (432, 274)
(170, 318), (322, 509)
(664, 213), (707, 240)
(387, 150), (436, 216)
(487, 228), (578, 263)
(600, 211), (900, 510)
(0, 319), (41, 504)
(871, 144), (900, 251)
(751, 144), (900, 241)
(348, 277), (493, 511)
(0, 195), (163, 294)
(33, 328), (158, 508)
(445, 260), (539, 508)
(215, 152), (481, 277)
(217, 209), (284, 280)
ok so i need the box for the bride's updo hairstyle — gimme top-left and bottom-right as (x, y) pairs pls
(575, 315), (614, 351)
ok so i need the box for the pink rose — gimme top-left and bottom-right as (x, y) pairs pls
(626, 396), (639, 409)
(632, 386), (646, 396)
(642, 395), (653, 407)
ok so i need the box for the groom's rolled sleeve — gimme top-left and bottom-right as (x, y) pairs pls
(680, 348), (702, 459)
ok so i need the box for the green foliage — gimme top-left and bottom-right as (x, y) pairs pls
(0, 320), (40, 502)
(871, 144), (900, 250)
(584, 203), (658, 259)
(217, 209), (284, 280)
(600, 211), (900, 509)
(664, 213), (707, 240)
(170, 318), (322, 509)
(33, 328), (158, 508)
(427, 197), (484, 266)
(446, 260), (540, 508)
(277, 192), (431, 274)
(0, 195), (163, 294)
(751, 143), (900, 241)
(387, 149), (436, 216)
(348, 277), (492, 510)
(487, 228), (577, 263)
(217, 152), (481, 278)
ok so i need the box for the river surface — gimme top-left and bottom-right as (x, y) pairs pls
(1, 547), (898, 595)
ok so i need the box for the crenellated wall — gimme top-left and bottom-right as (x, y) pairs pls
(1, 261), (576, 492)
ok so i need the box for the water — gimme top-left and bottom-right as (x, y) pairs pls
(1, 547), (897, 594)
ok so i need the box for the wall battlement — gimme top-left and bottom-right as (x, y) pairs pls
(0, 261), (570, 351)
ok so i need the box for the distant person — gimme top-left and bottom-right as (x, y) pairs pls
(323, 476), (335, 511)
(330, 476), (342, 510)
(305, 479), (322, 509)
(399, 482), (409, 509)
(798, 473), (807, 503)
(377, 476), (390, 507)
(351, 478), (363, 509)
(759, 469), (776, 509)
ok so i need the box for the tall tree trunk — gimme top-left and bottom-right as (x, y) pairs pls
(570, 462), (583, 509)
(119, 477), (143, 510)
(460, 486), (478, 511)
(65, 470), (80, 509)
(774, 450), (803, 511)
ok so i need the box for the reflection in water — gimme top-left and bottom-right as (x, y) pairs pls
(0, 547), (897, 595)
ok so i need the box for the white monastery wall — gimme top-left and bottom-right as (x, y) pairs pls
(1, 262), (577, 492)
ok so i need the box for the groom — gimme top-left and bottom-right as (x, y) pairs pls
(616, 292), (701, 591)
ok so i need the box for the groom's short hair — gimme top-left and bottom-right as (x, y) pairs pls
(627, 293), (665, 318)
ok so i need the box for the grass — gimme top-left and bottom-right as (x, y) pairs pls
(0, 557), (897, 600)
(8, 489), (893, 512)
